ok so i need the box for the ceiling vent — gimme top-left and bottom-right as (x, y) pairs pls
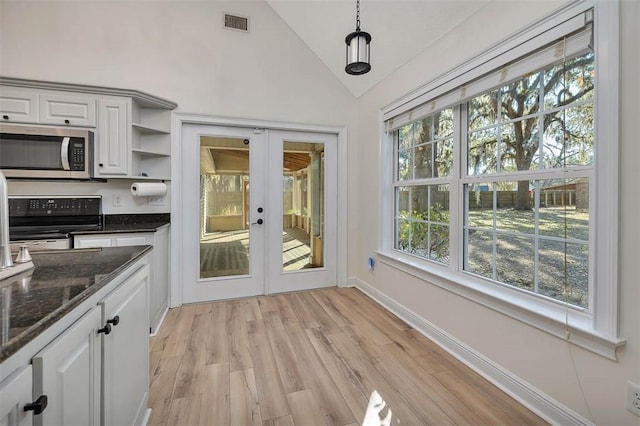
(224, 14), (249, 32)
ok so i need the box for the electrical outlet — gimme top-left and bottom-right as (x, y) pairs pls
(148, 196), (165, 206)
(112, 194), (122, 208)
(626, 381), (640, 417)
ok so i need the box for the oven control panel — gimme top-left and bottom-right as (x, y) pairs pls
(9, 197), (102, 217)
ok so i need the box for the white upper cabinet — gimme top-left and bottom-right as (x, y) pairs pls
(0, 78), (176, 180)
(38, 92), (97, 127)
(95, 98), (131, 177)
(0, 86), (37, 123)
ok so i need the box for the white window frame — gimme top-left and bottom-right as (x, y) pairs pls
(378, 0), (624, 359)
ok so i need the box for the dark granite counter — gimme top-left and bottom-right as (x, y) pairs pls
(71, 213), (170, 235)
(0, 245), (152, 362)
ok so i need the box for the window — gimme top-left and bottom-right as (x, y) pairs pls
(381, 3), (622, 357)
(395, 109), (453, 263)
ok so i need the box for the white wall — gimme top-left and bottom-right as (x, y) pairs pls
(0, 0), (356, 213)
(353, 1), (640, 424)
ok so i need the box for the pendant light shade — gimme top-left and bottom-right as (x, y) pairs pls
(345, 0), (371, 75)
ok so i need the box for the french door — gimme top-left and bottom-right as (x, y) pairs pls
(181, 124), (338, 303)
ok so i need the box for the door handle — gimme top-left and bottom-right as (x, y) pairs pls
(24, 395), (48, 415)
(251, 219), (264, 225)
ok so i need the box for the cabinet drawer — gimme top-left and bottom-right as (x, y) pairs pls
(0, 86), (38, 123)
(39, 93), (96, 127)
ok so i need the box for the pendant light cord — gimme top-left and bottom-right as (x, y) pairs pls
(356, 0), (361, 31)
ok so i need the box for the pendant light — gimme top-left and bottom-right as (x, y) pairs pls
(345, 0), (372, 75)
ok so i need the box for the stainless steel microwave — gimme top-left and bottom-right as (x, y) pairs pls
(0, 124), (94, 179)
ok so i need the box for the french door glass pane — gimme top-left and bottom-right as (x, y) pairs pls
(199, 136), (250, 278)
(282, 141), (324, 271)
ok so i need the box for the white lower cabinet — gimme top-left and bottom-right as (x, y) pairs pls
(0, 366), (35, 426)
(2, 261), (151, 426)
(75, 228), (169, 334)
(100, 265), (149, 426)
(32, 308), (102, 426)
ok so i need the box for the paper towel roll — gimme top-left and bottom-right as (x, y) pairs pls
(131, 182), (167, 197)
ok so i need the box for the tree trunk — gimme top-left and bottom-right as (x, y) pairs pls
(514, 180), (532, 210)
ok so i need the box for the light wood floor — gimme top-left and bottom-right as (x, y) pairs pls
(148, 287), (547, 426)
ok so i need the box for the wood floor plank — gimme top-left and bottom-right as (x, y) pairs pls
(309, 289), (353, 327)
(286, 321), (356, 426)
(247, 319), (290, 421)
(206, 304), (230, 365)
(244, 298), (263, 321)
(162, 304), (196, 358)
(195, 301), (214, 315)
(262, 415), (294, 426)
(257, 295), (279, 313)
(172, 312), (208, 399)
(264, 320), (306, 394)
(339, 288), (410, 332)
(150, 307), (180, 353)
(297, 291), (341, 334)
(273, 294), (298, 324)
(228, 300), (253, 371)
(305, 327), (369, 422)
(166, 394), (201, 426)
(328, 330), (425, 426)
(148, 356), (181, 426)
(230, 368), (262, 426)
(288, 293), (321, 329)
(288, 389), (328, 426)
(199, 363), (230, 426)
(381, 341), (482, 425)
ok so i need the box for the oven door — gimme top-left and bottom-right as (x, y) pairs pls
(0, 125), (92, 179)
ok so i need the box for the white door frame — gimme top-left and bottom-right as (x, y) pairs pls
(169, 113), (348, 307)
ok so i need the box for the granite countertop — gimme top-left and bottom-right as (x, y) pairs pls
(72, 213), (170, 235)
(0, 245), (152, 362)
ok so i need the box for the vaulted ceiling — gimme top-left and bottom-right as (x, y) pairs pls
(265, 0), (491, 97)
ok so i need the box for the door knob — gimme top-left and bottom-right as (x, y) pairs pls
(251, 219), (264, 225)
(24, 395), (48, 415)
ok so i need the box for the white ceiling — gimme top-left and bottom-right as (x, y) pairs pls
(265, 0), (491, 97)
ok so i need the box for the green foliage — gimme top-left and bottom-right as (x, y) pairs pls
(397, 203), (450, 262)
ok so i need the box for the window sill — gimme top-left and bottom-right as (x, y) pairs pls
(375, 250), (626, 360)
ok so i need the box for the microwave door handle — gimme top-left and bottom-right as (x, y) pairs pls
(61, 137), (71, 170)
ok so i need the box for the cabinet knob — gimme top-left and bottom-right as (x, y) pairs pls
(64, 119), (70, 124)
(98, 324), (112, 335)
(24, 395), (48, 415)
(2, 115), (8, 120)
(107, 315), (120, 326)
(98, 163), (104, 167)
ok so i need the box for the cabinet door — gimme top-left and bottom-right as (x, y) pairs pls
(0, 87), (38, 124)
(100, 265), (149, 426)
(38, 93), (96, 127)
(32, 308), (102, 426)
(0, 366), (34, 426)
(150, 226), (169, 333)
(96, 99), (130, 176)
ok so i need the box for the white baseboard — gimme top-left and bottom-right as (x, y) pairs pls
(352, 277), (592, 426)
(149, 305), (169, 337)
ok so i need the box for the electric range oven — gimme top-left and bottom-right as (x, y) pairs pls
(8, 196), (102, 252)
